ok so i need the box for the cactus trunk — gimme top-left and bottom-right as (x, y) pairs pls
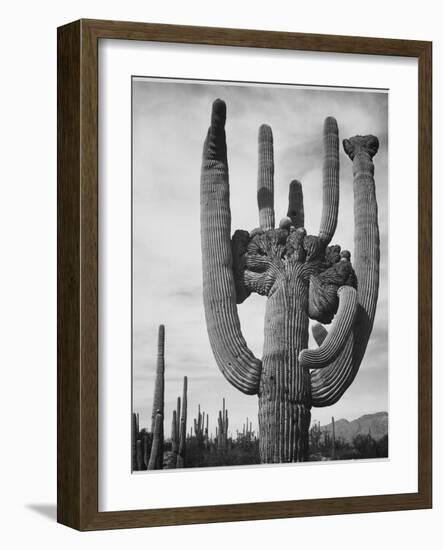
(258, 278), (311, 462)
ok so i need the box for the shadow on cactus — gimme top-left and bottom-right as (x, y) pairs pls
(200, 99), (380, 463)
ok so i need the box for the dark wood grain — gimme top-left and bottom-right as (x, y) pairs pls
(57, 19), (432, 531)
(57, 20), (81, 528)
(417, 41), (432, 506)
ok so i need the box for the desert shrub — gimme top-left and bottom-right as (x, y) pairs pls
(352, 434), (377, 458)
(375, 434), (388, 457)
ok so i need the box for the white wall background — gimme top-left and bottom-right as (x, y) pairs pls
(0, 0), (440, 547)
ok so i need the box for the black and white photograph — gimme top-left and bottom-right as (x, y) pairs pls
(131, 77), (388, 471)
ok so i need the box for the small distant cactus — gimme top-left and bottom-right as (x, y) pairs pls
(176, 376), (188, 468)
(217, 398), (229, 452)
(242, 417), (254, 441)
(200, 99), (380, 462)
(194, 405), (206, 447)
(205, 413), (209, 449)
(309, 420), (322, 453)
(170, 409), (179, 467)
(331, 416), (336, 460)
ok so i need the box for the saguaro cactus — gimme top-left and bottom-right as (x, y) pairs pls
(150, 324), (165, 469)
(200, 99), (380, 463)
(176, 376), (188, 468)
(217, 399), (229, 452)
(170, 410), (179, 468)
(194, 405), (206, 447)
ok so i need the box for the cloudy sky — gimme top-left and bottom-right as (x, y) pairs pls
(132, 77), (388, 438)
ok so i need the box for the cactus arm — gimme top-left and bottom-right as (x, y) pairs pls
(200, 99), (262, 395)
(318, 117), (339, 244)
(257, 124), (275, 231)
(310, 338), (354, 407)
(311, 135), (380, 407)
(287, 179), (304, 229)
(344, 135), (380, 365)
(299, 286), (357, 369)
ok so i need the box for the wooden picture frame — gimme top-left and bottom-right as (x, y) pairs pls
(57, 19), (432, 530)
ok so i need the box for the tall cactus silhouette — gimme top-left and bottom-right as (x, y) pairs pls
(194, 404), (206, 447)
(217, 398), (229, 452)
(170, 409), (179, 468)
(176, 376), (188, 468)
(149, 324), (165, 469)
(200, 99), (380, 462)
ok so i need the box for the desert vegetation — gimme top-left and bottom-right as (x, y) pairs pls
(308, 417), (388, 461)
(132, 325), (387, 471)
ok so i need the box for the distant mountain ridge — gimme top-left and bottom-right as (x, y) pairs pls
(320, 411), (388, 442)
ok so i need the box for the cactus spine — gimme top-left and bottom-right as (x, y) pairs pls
(200, 99), (380, 463)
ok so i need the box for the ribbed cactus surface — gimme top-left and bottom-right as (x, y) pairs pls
(310, 135), (380, 407)
(257, 124), (275, 231)
(200, 100), (262, 396)
(200, 99), (380, 462)
(319, 117), (340, 244)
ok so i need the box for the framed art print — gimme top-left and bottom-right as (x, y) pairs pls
(57, 19), (432, 530)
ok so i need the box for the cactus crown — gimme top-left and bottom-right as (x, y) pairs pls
(233, 225), (356, 324)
